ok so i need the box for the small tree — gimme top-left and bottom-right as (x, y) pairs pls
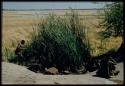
(102, 2), (123, 37)
(101, 2), (124, 62)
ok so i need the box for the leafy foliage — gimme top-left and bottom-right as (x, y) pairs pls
(101, 2), (123, 37)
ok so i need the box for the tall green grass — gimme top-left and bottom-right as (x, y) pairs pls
(10, 10), (91, 72)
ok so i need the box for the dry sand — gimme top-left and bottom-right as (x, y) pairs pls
(2, 62), (123, 85)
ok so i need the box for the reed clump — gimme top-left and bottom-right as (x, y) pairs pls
(19, 10), (91, 73)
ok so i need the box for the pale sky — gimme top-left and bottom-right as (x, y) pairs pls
(2, 2), (113, 10)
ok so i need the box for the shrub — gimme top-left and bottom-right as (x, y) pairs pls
(101, 2), (123, 37)
(22, 10), (91, 73)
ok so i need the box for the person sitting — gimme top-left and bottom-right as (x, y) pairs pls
(15, 40), (26, 60)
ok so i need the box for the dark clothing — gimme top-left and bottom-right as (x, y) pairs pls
(15, 42), (25, 63)
(15, 43), (25, 54)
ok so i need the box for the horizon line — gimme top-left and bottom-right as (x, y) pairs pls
(3, 8), (104, 11)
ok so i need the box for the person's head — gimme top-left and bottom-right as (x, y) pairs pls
(21, 40), (25, 44)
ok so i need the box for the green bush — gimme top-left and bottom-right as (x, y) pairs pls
(2, 47), (17, 63)
(102, 2), (123, 37)
(23, 11), (91, 73)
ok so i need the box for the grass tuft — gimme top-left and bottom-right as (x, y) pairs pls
(22, 10), (91, 72)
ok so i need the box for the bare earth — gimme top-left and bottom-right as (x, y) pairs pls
(2, 62), (123, 85)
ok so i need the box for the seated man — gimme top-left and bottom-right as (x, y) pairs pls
(15, 40), (25, 60)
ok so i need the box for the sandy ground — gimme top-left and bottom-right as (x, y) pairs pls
(2, 62), (123, 85)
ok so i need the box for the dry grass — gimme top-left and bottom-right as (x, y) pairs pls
(83, 18), (122, 56)
(2, 10), (122, 61)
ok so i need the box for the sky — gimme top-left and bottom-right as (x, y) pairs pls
(2, 2), (113, 10)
